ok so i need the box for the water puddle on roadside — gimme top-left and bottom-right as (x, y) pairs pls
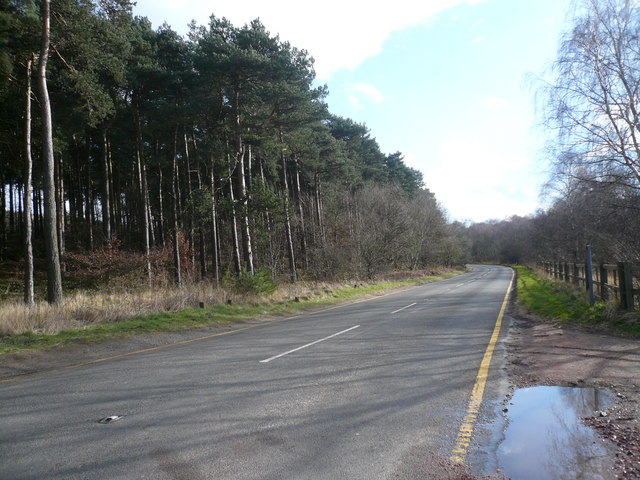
(493, 385), (614, 480)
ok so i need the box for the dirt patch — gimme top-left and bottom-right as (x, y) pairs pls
(506, 306), (640, 479)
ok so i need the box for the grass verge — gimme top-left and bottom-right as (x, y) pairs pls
(512, 265), (640, 337)
(0, 269), (464, 357)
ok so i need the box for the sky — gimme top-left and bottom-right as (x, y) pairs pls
(133, 0), (573, 223)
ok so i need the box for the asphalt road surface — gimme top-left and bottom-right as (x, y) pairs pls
(0, 265), (513, 479)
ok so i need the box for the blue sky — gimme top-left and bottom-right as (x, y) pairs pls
(133, 0), (572, 222)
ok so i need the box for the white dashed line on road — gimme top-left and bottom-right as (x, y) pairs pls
(391, 303), (417, 314)
(259, 325), (361, 363)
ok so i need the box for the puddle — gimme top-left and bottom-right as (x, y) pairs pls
(494, 386), (614, 480)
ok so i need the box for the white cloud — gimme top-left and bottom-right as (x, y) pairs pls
(348, 95), (363, 111)
(418, 138), (541, 222)
(353, 83), (384, 104)
(471, 36), (485, 44)
(134, 0), (486, 79)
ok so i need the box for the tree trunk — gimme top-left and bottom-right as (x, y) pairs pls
(259, 157), (276, 279)
(171, 127), (181, 287)
(101, 127), (111, 242)
(236, 138), (254, 274)
(55, 152), (65, 272)
(280, 146), (297, 283)
(228, 157), (242, 275)
(183, 131), (196, 269)
(146, 172), (155, 248)
(107, 135), (118, 235)
(9, 182), (15, 234)
(157, 158), (165, 247)
(194, 141), (206, 279)
(86, 161), (94, 251)
(314, 171), (325, 245)
(83, 132), (93, 249)
(133, 96), (151, 281)
(37, 0), (62, 304)
(209, 156), (220, 286)
(0, 183), (6, 255)
(292, 154), (308, 269)
(17, 184), (23, 238)
(23, 56), (34, 306)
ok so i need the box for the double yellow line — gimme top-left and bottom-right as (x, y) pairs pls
(450, 270), (514, 463)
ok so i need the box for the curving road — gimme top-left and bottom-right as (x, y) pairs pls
(0, 265), (513, 479)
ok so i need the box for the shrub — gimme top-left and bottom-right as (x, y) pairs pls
(231, 268), (278, 296)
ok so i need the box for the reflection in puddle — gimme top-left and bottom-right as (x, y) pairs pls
(496, 386), (613, 480)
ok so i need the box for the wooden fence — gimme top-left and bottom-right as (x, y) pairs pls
(538, 261), (639, 311)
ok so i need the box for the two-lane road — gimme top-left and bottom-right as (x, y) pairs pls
(0, 265), (513, 479)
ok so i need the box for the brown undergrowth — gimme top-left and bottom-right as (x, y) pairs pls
(0, 257), (461, 336)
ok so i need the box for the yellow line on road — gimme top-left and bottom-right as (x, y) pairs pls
(450, 269), (514, 464)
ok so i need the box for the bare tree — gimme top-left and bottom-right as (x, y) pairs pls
(544, 0), (640, 188)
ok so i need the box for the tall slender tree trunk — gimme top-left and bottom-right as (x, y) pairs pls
(194, 141), (206, 279)
(146, 172), (155, 248)
(236, 138), (254, 274)
(133, 97), (151, 281)
(313, 171), (325, 245)
(292, 154), (308, 269)
(23, 56), (34, 306)
(16, 184), (24, 238)
(228, 157), (242, 275)
(280, 143), (297, 283)
(86, 165), (94, 251)
(157, 159), (165, 247)
(83, 133), (93, 249)
(37, 187), (44, 235)
(101, 127), (111, 242)
(37, 0), (62, 304)
(183, 131), (195, 269)
(171, 127), (181, 287)
(209, 155), (220, 286)
(107, 136), (118, 235)
(0, 183), (6, 256)
(17, 184), (23, 235)
(259, 157), (276, 279)
(55, 153), (65, 272)
(9, 182), (15, 234)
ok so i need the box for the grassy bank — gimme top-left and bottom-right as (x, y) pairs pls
(0, 268), (464, 357)
(513, 265), (640, 336)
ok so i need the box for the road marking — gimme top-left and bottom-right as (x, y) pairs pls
(0, 270), (467, 384)
(259, 325), (360, 363)
(450, 270), (514, 464)
(391, 303), (416, 314)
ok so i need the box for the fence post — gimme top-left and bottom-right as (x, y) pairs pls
(599, 264), (608, 301)
(618, 262), (634, 311)
(564, 262), (570, 283)
(585, 245), (595, 306)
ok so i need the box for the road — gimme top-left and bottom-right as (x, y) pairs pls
(0, 265), (513, 479)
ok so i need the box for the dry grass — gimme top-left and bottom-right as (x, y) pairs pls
(0, 261), (464, 339)
(0, 279), (353, 336)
